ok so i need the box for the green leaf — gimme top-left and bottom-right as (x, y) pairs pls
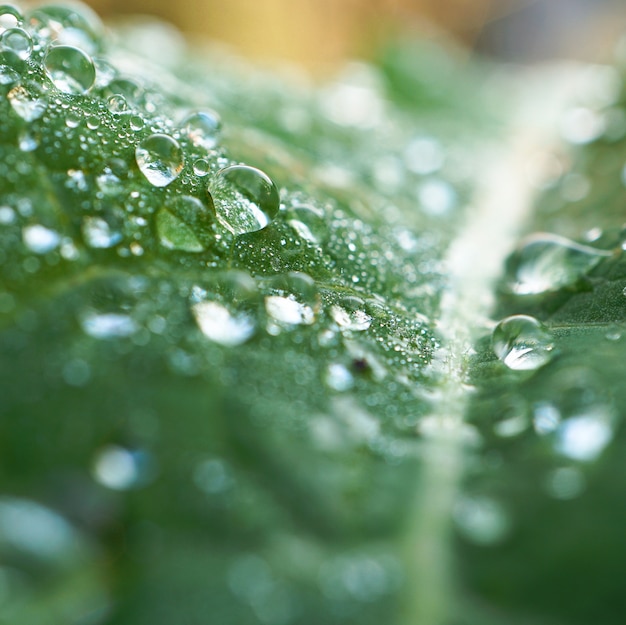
(1, 4), (624, 625)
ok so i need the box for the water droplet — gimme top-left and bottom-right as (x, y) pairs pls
(555, 414), (613, 462)
(265, 295), (314, 325)
(0, 205), (15, 224)
(81, 215), (122, 248)
(404, 136), (444, 175)
(417, 179), (457, 216)
(80, 311), (138, 339)
(182, 109), (221, 150)
(107, 93), (128, 114)
(86, 114), (100, 129)
(192, 301), (255, 346)
(44, 45), (95, 94)
(209, 164), (280, 235)
(193, 158), (209, 177)
(505, 233), (613, 295)
(264, 272), (319, 326)
(8, 82), (47, 121)
(18, 129), (38, 152)
(92, 445), (154, 490)
(533, 402), (561, 434)
(65, 109), (81, 128)
(492, 315), (555, 371)
(129, 114), (144, 131)
(0, 62), (18, 85)
(27, 4), (103, 53)
(325, 363), (354, 391)
(156, 208), (203, 252)
(330, 296), (372, 331)
(0, 6), (21, 33)
(0, 27), (31, 60)
(454, 496), (510, 546)
(22, 224), (60, 254)
(135, 133), (184, 187)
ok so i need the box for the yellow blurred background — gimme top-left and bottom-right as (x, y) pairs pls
(86, 0), (626, 73)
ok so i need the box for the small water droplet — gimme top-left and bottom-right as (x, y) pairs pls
(492, 315), (554, 371)
(505, 233), (613, 295)
(18, 129), (38, 152)
(81, 311), (138, 339)
(44, 45), (95, 94)
(22, 224), (60, 254)
(0, 205), (15, 224)
(0, 62), (18, 85)
(65, 109), (81, 128)
(92, 445), (154, 490)
(86, 114), (100, 129)
(156, 208), (203, 252)
(193, 158), (209, 177)
(182, 109), (221, 150)
(330, 296), (372, 331)
(192, 301), (255, 346)
(8, 82), (47, 121)
(0, 27), (31, 60)
(81, 215), (122, 248)
(135, 133), (184, 187)
(533, 401), (561, 434)
(107, 93), (128, 114)
(209, 164), (280, 235)
(129, 114), (144, 131)
(404, 136), (444, 175)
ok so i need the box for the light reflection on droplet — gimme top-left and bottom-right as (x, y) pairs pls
(192, 301), (254, 346)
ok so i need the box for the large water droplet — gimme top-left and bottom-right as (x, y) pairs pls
(27, 4), (103, 54)
(22, 224), (60, 254)
(505, 233), (613, 295)
(135, 133), (184, 187)
(156, 208), (203, 252)
(555, 414), (613, 462)
(330, 296), (372, 331)
(209, 164), (280, 235)
(81, 215), (122, 248)
(264, 272), (319, 326)
(0, 6), (21, 33)
(182, 109), (221, 150)
(8, 82), (47, 121)
(0, 27), (31, 60)
(44, 45), (95, 94)
(192, 301), (255, 346)
(492, 315), (555, 371)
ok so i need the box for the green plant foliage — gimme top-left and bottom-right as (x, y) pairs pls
(1, 3), (625, 625)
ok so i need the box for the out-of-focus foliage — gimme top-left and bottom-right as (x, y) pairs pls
(2, 3), (626, 625)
